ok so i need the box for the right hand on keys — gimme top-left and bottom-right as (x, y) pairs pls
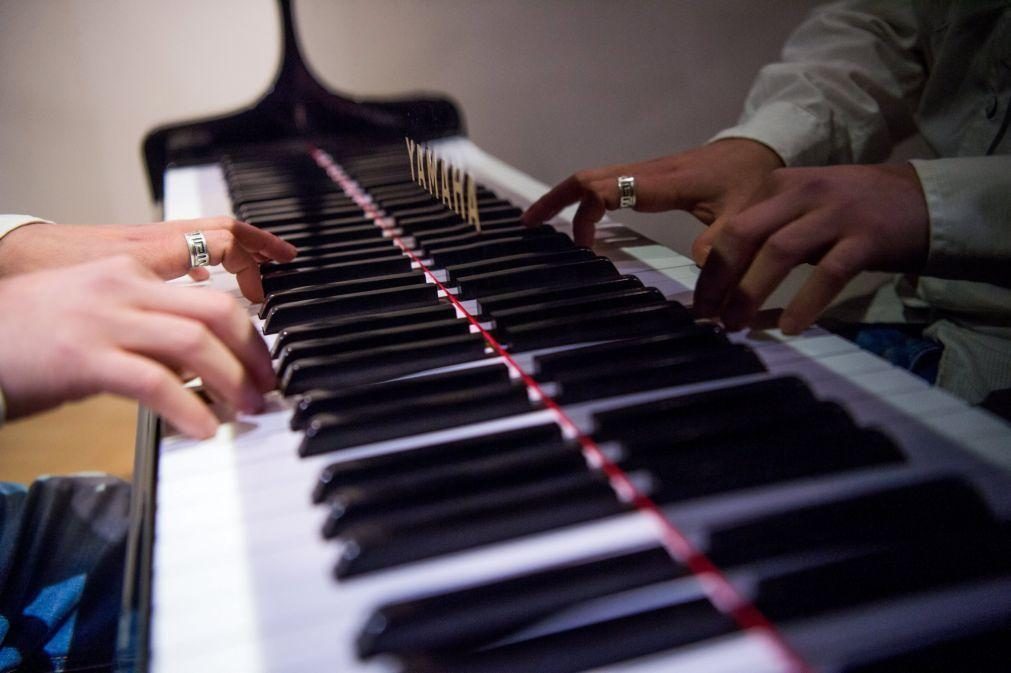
(0, 257), (276, 438)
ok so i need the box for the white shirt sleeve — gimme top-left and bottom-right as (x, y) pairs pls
(0, 214), (53, 427)
(709, 0), (924, 166)
(0, 214), (52, 241)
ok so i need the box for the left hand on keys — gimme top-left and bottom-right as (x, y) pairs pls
(0, 216), (297, 302)
(524, 145), (929, 334)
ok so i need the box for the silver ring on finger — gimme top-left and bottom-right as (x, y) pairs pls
(617, 175), (636, 209)
(184, 231), (210, 269)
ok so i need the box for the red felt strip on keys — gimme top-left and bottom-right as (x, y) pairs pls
(310, 146), (812, 673)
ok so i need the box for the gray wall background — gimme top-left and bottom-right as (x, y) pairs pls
(0, 0), (821, 257)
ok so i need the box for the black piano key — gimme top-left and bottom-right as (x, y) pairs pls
(429, 231), (575, 267)
(644, 427), (903, 505)
(444, 248), (596, 282)
(842, 626), (1011, 673)
(259, 271), (426, 318)
(281, 332), (488, 395)
(498, 302), (693, 352)
(415, 220), (526, 248)
(312, 423), (565, 502)
(295, 363), (511, 432)
(456, 258), (620, 300)
(252, 212), (371, 232)
(401, 598), (735, 673)
(236, 192), (356, 218)
(304, 382), (534, 459)
(259, 245), (402, 274)
(367, 183), (430, 200)
(290, 235), (404, 257)
(272, 302), (457, 359)
(230, 185), (344, 208)
(277, 318), (469, 380)
(420, 223), (555, 255)
(396, 211), (462, 232)
(553, 343), (765, 403)
(534, 325), (726, 379)
(613, 398), (849, 459)
(478, 203), (523, 220)
(592, 376), (815, 442)
(335, 472), (627, 577)
(707, 476), (1001, 568)
(357, 547), (679, 657)
(489, 287), (666, 329)
(322, 441), (585, 535)
(281, 225), (385, 249)
(755, 534), (1011, 623)
(261, 255), (412, 294)
(383, 201), (453, 219)
(475, 276), (644, 315)
(239, 200), (362, 223)
(262, 284), (439, 334)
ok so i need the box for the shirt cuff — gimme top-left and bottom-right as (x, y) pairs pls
(910, 156), (1011, 285)
(0, 214), (52, 241)
(709, 101), (833, 167)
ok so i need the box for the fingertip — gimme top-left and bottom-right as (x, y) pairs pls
(188, 267), (211, 282)
(693, 245), (711, 267)
(187, 409), (219, 440)
(779, 314), (804, 335)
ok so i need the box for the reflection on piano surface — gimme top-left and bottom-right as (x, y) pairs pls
(122, 2), (1011, 672)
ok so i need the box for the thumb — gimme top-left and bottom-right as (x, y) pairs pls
(187, 267), (211, 282)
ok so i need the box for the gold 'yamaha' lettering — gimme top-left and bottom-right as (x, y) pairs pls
(404, 137), (482, 232)
(415, 145), (427, 190)
(425, 148), (439, 198)
(465, 174), (481, 231)
(405, 137), (417, 182)
(452, 166), (465, 216)
(440, 160), (453, 209)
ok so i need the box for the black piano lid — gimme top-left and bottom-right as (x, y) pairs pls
(141, 0), (463, 203)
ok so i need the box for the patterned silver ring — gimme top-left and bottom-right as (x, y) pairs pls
(617, 175), (636, 209)
(184, 231), (210, 268)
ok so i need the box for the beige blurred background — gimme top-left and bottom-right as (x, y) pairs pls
(0, 0), (827, 479)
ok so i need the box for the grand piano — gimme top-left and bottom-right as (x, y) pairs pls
(120, 2), (1011, 672)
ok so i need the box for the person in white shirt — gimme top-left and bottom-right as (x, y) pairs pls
(524, 0), (1011, 405)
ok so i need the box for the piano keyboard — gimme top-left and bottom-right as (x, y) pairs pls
(142, 137), (1011, 673)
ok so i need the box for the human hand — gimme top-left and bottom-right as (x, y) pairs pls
(694, 163), (929, 334)
(0, 216), (297, 302)
(0, 257), (276, 438)
(522, 139), (784, 251)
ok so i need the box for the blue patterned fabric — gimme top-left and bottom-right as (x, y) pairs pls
(0, 476), (129, 672)
(853, 326), (943, 384)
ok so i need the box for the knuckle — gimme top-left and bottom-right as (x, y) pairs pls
(721, 216), (753, 244)
(571, 170), (594, 188)
(132, 366), (172, 402)
(175, 321), (211, 353)
(820, 256), (856, 283)
(764, 232), (802, 262)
